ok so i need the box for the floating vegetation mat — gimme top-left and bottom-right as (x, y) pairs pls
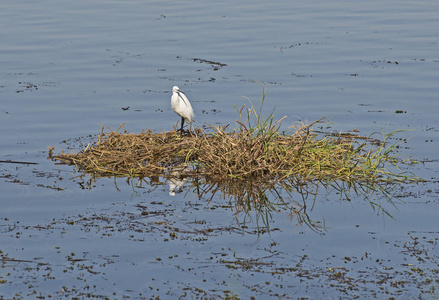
(52, 115), (413, 186)
(51, 87), (418, 230)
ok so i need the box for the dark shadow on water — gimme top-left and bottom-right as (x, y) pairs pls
(65, 164), (402, 234)
(191, 176), (325, 233)
(186, 173), (400, 234)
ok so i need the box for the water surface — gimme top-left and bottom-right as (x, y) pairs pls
(1, 0), (438, 298)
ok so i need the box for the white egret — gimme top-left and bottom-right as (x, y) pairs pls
(171, 86), (195, 135)
(168, 164), (190, 196)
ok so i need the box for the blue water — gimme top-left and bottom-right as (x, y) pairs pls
(1, 0), (438, 298)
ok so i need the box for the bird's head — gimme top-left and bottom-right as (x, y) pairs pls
(172, 86), (181, 93)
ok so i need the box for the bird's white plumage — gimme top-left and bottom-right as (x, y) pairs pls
(171, 86), (195, 129)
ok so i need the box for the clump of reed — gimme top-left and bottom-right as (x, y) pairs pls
(52, 84), (418, 231)
(53, 86), (410, 187)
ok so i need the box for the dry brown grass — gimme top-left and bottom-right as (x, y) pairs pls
(53, 81), (412, 185)
(53, 82), (412, 188)
(51, 85), (417, 231)
(52, 119), (413, 231)
(52, 119), (403, 184)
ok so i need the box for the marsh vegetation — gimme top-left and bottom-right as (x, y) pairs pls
(52, 85), (418, 231)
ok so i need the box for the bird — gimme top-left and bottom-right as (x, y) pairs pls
(171, 86), (195, 135)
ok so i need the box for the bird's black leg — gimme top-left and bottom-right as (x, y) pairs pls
(180, 117), (185, 136)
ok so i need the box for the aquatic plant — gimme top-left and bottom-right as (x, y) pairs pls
(52, 83), (418, 231)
